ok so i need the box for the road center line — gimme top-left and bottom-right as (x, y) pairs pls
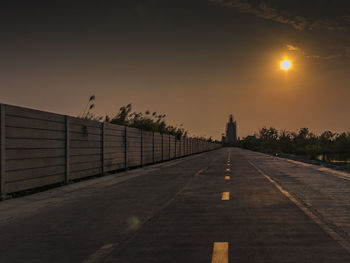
(226, 168), (230, 172)
(211, 242), (228, 263)
(222, 192), (230, 200)
(82, 244), (115, 263)
(247, 159), (350, 254)
(225, 176), (230, 180)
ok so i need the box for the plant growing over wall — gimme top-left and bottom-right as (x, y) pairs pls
(78, 95), (218, 142)
(108, 104), (187, 139)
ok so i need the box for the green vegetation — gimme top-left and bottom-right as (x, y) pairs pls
(239, 127), (350, 161)
(106, 103), (187, 139)
(79, 94), (96, 119)
(79, 95), (219, 140)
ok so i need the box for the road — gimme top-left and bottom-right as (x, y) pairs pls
(1, 148), (350, 262)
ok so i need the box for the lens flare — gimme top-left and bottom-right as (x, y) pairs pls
(127, 216), (140, 230)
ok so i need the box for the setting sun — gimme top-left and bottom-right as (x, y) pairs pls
(280, 59), (292, 70)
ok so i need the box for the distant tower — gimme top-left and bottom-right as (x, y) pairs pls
(225, 115), (237, 144)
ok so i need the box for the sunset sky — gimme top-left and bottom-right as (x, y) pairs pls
(1, 0), (350, 139)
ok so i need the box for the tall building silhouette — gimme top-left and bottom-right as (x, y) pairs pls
(222, 115), (237, 145)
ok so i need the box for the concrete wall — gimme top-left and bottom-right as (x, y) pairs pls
(0, 103), (221, 198)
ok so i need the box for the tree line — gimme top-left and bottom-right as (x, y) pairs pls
(239, 127), (350, 160)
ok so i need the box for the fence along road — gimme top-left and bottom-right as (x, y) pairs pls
(0, 103), (220, 199)
(1, 147), (350, 262)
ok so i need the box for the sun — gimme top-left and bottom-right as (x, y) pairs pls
(280, 59), (292, 70)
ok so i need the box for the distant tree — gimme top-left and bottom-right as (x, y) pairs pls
(240, 126), (350, 163)
(240, 135), (260, 151)
(334, 132), (350, 155)
(258, 127), (278, 153)
(277, 130), (295, 153)
(319, 131), (334, 154)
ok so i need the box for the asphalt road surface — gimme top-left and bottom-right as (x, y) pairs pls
(1, 148), (350, 262)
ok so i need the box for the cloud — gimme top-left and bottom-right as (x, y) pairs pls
(211, 0), (350, 60)
(210, 0), (307, 30)
(210, 0), (347, 32)
(309, 19), (346, 32)
(286, 44), (298, 51)
(285, 43), (339, 60)
(306, 54), (338, 60)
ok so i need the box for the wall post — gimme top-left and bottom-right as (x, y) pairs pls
(191, 139), (193, 155)
(140, 129), (143, 166)
(101, 122), (105, 176)
(152, 132), (155, 163)
(65, 116), (70, 184)
(124, 126), (128, 169)
(168, 135), (171, 159)
(184, 137), (186, 156)
(161, 133), (164, 161)
(0, 104), (6, 199)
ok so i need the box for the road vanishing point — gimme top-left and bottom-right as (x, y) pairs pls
(1, 148), (350, 262)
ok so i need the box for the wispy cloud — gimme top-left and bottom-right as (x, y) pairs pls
(210, 0), (347, 32)
(211, 0), (350, 60)
(286, 44), (298, 51)
(285, 44), (339, 60)
(210, 0), (307, 30)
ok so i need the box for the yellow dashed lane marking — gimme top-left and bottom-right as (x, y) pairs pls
(222, 192), (230, 200)
(101, 244), (113, 249)
(211, 242), (228, 263)
(225, 176), (230, 180)
(226, 168), (230, 172)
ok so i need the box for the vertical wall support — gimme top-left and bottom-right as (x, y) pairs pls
(152, 132), (155, 163)
(181, 138), (183, 156)
(187, 138), (189, 156)
(174, 137), (176, 158)
(188, 138), (190, 155)
(140, 129), (143, 166)
(191, 139), (193, 155)
(161, 133), (164, 161)
(65, 116), (70, 184)
(168, 135), (171, 159)
(186, 138), (188, 155)
(101, 122), (105, 176)
(183, 138), (185, 156)
(0, 104), (6, 199)
(124, 126), (128, 169)
(182, 138), (184, 156)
